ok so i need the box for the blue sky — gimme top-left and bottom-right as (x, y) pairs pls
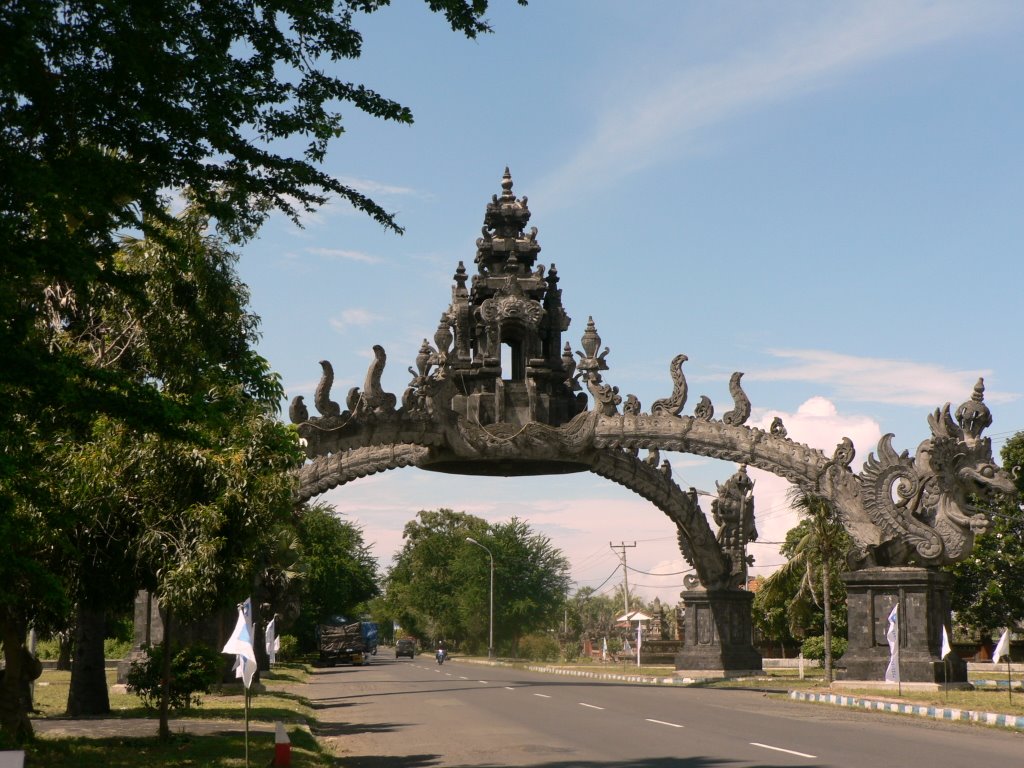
(236, 1), (1024, 605)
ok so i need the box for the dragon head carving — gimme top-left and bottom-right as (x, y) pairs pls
(853, 379), (1014, 568)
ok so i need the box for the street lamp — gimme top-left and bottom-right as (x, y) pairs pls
(466, 536), (494, 659)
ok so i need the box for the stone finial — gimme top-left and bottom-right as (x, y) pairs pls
(955, 377), (993, 439)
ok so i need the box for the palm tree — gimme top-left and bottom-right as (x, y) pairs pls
(760, 490), (849, 683)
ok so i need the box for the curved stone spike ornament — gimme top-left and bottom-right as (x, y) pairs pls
(651, 354), (688, 417)
(290, 170), (1015, 588)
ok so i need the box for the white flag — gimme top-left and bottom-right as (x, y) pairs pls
(941, 626), (953, 659)
(601, 637), (607, 661)
(636, 625), (642, 664)
(265, 617), (277, 664)
(992, 628), (1011, 664)
(222, 598), (257, 689)
(884, 603), (900, 683)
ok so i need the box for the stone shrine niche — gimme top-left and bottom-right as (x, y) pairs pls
(445, 168), (581, 433)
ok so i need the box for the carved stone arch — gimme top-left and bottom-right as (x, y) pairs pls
(588, 449), (731, 589)
(289, 170), (1014, 683)
(295, 444), (433, 504)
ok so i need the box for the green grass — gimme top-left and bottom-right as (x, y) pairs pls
(492, 658), (1024, 715)
(23, 663), (336, 767)
(23, 727), (330, 767)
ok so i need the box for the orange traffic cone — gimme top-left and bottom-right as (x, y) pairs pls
(273, 721), (291, 767)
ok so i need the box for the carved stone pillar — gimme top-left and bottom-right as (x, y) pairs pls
(840, 567), (965, 683)
(674, 589), (762, 677)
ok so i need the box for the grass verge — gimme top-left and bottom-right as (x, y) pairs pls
(23, 663), (336, 767)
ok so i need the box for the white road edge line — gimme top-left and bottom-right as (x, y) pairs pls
(750, 742), (816, 759)
(533, 693), (551, 698)
(645, 718), (684, 728)
(578, 703), (604, 710)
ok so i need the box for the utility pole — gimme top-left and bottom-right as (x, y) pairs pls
(609, 541), (636, 616)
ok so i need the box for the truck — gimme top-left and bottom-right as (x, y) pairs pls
(317, 620), (379, 666)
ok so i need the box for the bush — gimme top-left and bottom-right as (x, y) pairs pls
(517, 633), (561, 662)
(33, 637), (60, 660)
(126, 643), (222, 710)
(104, 637), (132, 658)
(274, 634), (299, 662)
(800, 635), (847, 662)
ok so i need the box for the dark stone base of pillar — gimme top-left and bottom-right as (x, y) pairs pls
(840, 567), (966, 684)
(674, 589), (762, 674)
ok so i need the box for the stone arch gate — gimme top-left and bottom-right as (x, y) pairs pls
(291, 170), (1013, 682)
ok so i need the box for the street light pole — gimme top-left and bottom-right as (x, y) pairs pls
(466, 537), (494, 659)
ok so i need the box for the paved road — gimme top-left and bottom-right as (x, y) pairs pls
(311, 653), (1023, 767)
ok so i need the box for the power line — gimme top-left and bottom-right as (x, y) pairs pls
(609, 541), (636, 614)
(573, 565), (621, 594)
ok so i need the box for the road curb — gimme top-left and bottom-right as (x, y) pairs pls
(523, 664), (680, 685)
(789, 690), (1024, 731)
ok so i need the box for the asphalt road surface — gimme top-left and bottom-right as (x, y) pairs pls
(308, 652), (1023, 768)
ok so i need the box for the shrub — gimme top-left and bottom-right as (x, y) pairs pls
(275, 634), (299, 662)
(104, 637), (133, 658)
(33, 637), (60, 660)
(126, 643), (222, 710)
(517, 633), (560, 662)
(800, 635), (847, 662)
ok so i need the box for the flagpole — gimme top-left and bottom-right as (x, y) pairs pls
(943, 657), (947, 700)
(244, 687), (250, 768)
(1007, 658), (1013, 704)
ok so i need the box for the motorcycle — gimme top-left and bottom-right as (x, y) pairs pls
(436, 648), (447, 665)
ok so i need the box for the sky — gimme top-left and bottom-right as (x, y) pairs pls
(235, 1), (1024, 607)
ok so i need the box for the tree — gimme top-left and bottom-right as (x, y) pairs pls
(292, 504), (380, 651)
(1, 0), (527, 448)
(951, 432), (1024, 634)
(384, 509), (482, 645)
(472, 518), (570, 656)
(758, 492), (850, 682)
(564, 587), (625, 654)
(0, 206), (303, 740)
(750, 575), (800, 657)
(383, 509), (570, 655)
(0, 3), (524, 739)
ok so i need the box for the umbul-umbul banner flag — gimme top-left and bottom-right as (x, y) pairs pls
(266, 617), (278, 664)
(884, 603), (900, 683)
(222, 597), (257, 688)
(941, 625), (953, 659)
(992, 628), (1011, 664)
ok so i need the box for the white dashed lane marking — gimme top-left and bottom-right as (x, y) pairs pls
(645, 718), (684, 728)
(533, 693), (551, 699)
(578, 703), (604, 710)
(750, 743), (816, 759)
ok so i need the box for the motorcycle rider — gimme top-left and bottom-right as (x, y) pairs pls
(436, 640), (447, 664)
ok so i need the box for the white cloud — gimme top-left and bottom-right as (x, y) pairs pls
(753, 348), (1013, 407)
(307, 246), (382, 264)
(745, 396), (883, 577)
(329, 308), (381, 333)
(536, 1), (1011, 206)
(338, 176), (420, 198)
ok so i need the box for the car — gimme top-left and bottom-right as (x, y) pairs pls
(395, 638), (416, 658)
